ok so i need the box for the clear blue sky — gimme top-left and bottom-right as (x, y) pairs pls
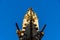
(0, 0), (60, 40)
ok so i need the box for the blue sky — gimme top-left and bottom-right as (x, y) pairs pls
(0, 0), (60, 40)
